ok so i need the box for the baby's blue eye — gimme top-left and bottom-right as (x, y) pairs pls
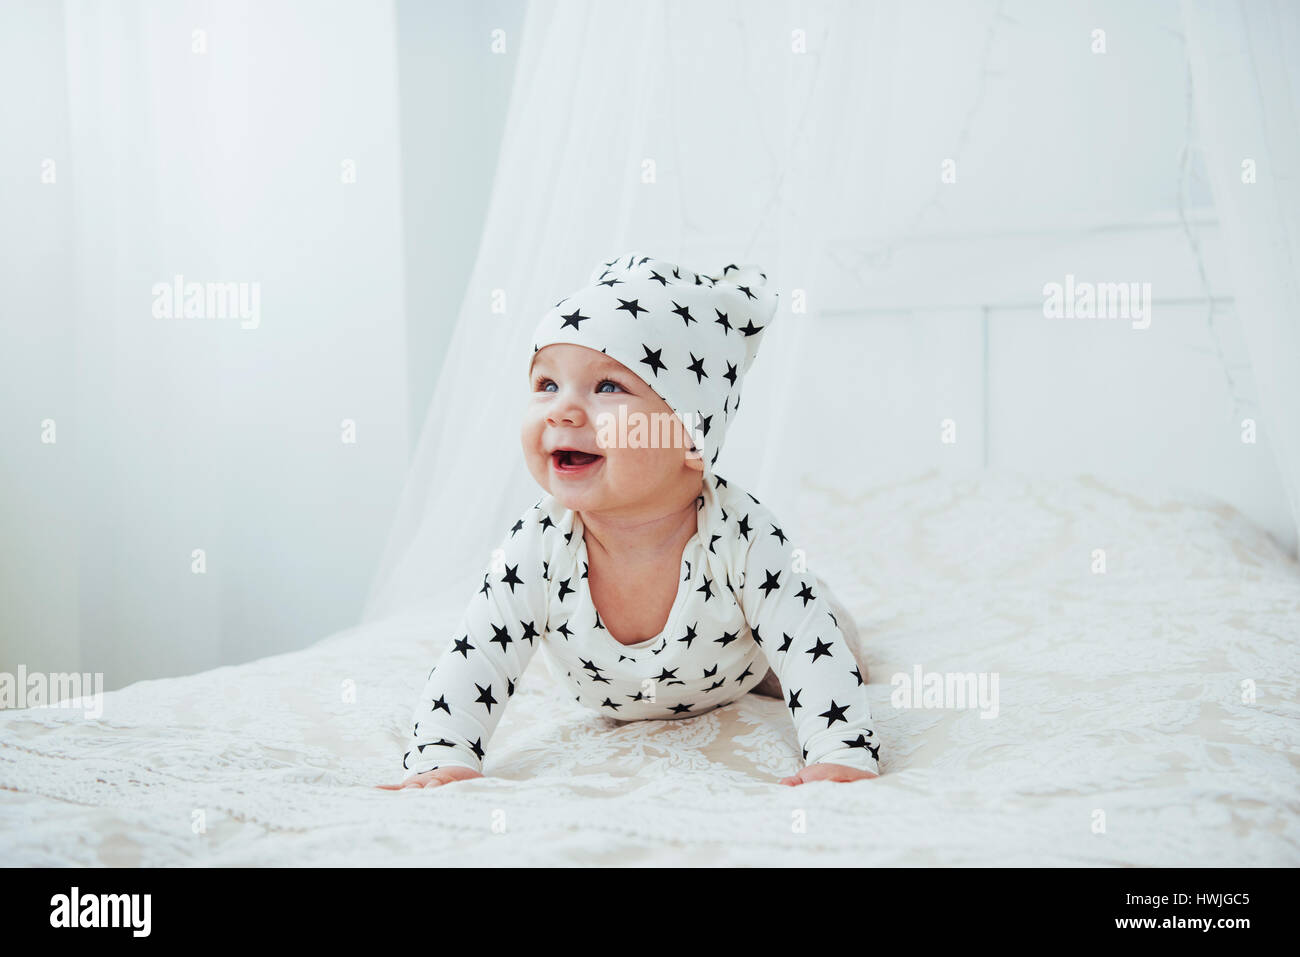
(534, 375), (625, 394)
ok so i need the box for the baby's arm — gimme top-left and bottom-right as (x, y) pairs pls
(391, 504), (552, 787)
(737, 502), (880, 779)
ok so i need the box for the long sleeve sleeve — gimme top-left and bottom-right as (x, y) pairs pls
(401, 503), (552, 781)
(736, 504), (881, 775)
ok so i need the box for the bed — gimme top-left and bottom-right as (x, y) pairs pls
(3, 468), (1298, 866)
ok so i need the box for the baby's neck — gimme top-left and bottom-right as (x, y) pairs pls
(580, 478), (703, 567)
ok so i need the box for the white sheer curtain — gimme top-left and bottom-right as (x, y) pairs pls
(50, 0), (409, 679)
(1182, 0), (1300, 552)
(362, 0), (1005, 623)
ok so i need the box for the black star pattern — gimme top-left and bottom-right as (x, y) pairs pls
(805, 637), (834, 663)
(639, 344), (667, 377)
(501, 563), (524, 593)
(795, 582), (816, 606)
(416, 739), (457, 753)
(819, 700), (850, 727)
(475, 683), (498, 713)
(560, 309), (589, 330)
(489, 622), (513, 651)
(616, 298), (647, 319)
(759, 569), (781, 597)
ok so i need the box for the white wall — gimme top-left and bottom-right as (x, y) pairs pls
(724, 215), (1295, 559)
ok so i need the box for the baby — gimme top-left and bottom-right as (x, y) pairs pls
(385, 252), (880, 790)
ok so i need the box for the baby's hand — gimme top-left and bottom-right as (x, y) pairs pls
(778, 762), (877, 786)
(376, 767), (484, 790)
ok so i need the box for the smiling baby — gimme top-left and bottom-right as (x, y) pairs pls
(388, 252), (881, 789)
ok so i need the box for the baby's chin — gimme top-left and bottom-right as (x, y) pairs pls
(550, 464), (701, 516)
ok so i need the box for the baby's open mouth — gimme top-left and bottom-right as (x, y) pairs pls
(552, 449), (603, 470)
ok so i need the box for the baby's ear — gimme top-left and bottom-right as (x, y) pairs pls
(683, 445), (705, 473)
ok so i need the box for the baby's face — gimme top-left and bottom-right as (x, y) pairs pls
(523, 343), (703, 512)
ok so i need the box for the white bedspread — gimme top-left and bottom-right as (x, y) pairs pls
(3, 470), (1298, 866)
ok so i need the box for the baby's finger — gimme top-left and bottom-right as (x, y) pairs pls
(378, 778), (430, 789)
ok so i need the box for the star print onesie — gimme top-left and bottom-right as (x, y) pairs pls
(401, 472), (881, 781)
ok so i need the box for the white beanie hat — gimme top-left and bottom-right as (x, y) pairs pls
(528, 251), (779, 474)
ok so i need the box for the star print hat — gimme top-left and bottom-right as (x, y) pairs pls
(528, 252), (780, 473)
